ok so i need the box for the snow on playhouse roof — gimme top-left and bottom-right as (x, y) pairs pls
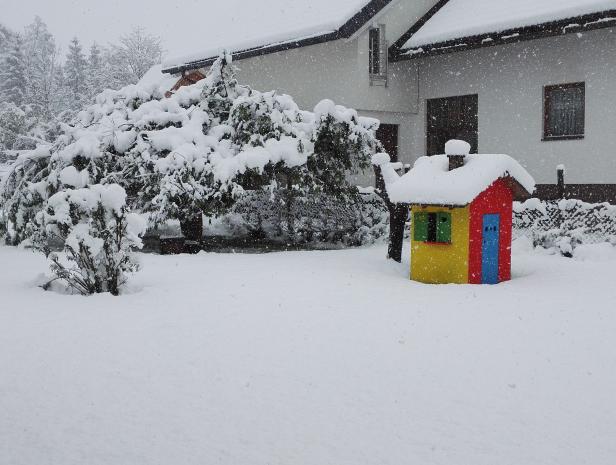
(404, 0), (616, 49)
(163, 0), (394, 73)
(375, 149), (535, 206)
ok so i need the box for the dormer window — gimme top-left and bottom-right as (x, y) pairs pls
(369, 25), (387, 86)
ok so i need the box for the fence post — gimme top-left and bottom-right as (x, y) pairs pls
(557, 164), (565, 199)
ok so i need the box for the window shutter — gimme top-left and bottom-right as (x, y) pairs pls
(413, 212), (428, 242)
(436, 212), (452, 243)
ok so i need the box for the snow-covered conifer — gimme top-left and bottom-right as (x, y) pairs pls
(64, 37), (88, 109)
(86, 43), (106, 99)
(0, 32), (28, 108)
(0, 102), (28, 157)
(23, 17), (59, 120)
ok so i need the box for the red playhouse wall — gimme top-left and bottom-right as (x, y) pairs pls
(468, 179), (514, 284)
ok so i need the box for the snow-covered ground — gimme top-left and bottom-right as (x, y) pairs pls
(1, 240), (616, 464)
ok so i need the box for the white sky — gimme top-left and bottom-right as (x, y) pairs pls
(1, 0), (370, 63)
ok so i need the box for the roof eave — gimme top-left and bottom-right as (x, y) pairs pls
(163, 0), (395, 75)
(391, 9), (616, 62)
(504, 176), (534, 202)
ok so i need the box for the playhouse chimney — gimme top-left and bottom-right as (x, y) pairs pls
(448, 154), (465, 171)
(444, 139), (471, 171)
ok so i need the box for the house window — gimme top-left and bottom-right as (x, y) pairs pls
(376, 124), (399, 162)
(543, 82), (585, 140)
(369, 25), (387, 86)
(414, 212), (452, 243)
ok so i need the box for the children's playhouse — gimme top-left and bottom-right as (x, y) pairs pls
(375, 140), (535, 285)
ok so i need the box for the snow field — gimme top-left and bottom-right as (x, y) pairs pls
(1, 241), (615, 464)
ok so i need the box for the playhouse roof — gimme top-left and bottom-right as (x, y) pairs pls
(403, 0), (616, 50)
(386, 154), (535, 206)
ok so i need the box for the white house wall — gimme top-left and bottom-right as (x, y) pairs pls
(234, 35), (416, 114)
(410, 27), (616, 185)
(231, 0), (435, 111)
(226, 0), (439, 186)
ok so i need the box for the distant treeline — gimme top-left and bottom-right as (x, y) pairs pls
(0, 17), (164, 160)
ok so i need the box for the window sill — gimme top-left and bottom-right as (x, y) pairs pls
(369, 75), (388, 87)
(423, 241), (452, 246)
(542, 135), (584, 141)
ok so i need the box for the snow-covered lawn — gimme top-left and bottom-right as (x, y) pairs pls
(1, 241), (616, 464)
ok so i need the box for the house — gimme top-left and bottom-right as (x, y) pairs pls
(162, 0), (616, 202)
(375, 139), (535, 284)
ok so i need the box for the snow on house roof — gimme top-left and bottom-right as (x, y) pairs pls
(163, 0), (391, 72)
(137, 64), (179, 94)
(404, 0), (616, 49)
(384, 154), (535, 205)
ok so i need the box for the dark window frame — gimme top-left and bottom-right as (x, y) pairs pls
(369, 25), (388, 86)
(426, 94), (479, 156)
(376, 123), (399, 162)
(369, 27), (381, 75)
(543, 82), (585, 141)
(375, 123), (399, 192)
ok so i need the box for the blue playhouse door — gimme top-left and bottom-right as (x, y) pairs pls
(481, 214), (501, 284)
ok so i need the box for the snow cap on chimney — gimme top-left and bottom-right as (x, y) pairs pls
(445, 139), (471, 171)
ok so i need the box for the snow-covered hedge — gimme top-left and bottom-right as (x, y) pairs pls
(513, 198), (616, 256)
(219, 190), (388, 246)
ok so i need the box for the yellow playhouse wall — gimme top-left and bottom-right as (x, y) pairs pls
(410, 205), (470, 284)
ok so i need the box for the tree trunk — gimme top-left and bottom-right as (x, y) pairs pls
(374, 165), (406, 263)
(180, 214), (203, 242)
(388, 204), (407, 263)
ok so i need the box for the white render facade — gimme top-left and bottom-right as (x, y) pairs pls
(164, 0), (616, 199)
(414, 27), (616, 185)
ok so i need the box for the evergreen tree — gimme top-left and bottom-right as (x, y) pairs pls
(23, 16), (59, 121)
(86, 42), (106, 99)
(0, 32), (27, 108)
(0, 24), (11, 50)
(50, 62), (71, 118)
(65, 37), (87, 109)
(0, 102), (28, 157)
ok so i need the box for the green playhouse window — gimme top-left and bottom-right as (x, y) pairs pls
(414, 212), (452, 243)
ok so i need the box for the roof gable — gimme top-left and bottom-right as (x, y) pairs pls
(163, 0), (395, 74)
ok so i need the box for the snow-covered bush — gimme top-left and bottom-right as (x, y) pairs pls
(0, 145), (52, 244)
(514, 198), (616, 256)
(33, 184), (146, 295)
(531, 228), (586, 257)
